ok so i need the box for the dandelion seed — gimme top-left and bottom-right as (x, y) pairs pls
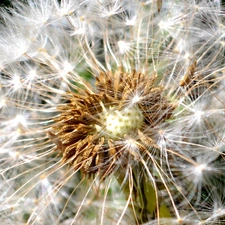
(194, 164), (206, 175)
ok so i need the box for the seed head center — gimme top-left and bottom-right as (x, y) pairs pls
(96, 105), (144, 139)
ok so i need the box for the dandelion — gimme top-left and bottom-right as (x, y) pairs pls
(49, 69), (174, 179)
(1, 0), (225, 225)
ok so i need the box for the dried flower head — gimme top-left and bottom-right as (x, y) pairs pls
(49, 68), (174, 178)
(1, 0), (225, 224)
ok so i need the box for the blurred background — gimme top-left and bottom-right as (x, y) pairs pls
(0, 0), (12, 7)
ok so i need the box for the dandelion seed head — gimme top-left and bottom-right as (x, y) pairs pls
(1, 0), (225, 224)
(27, 69), (36, 80)
(192, 109), (205, 124)
(194, 163), (206, 175)
(61, 61), (74, 75)
(158, 20), (170, 31)
(12, 74), (22, 91)
(125, 16), (137, 26)
(14, 115), (27, 127)
(54, 0), (79, 17)
(49, 69), (174, 177)
(94, 0), (126, 18)
(117, 40), (130, 54)
(131, 95), (141, 104)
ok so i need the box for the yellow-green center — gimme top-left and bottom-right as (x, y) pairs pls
(96, 106), (144, 139)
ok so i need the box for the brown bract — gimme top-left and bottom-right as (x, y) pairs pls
(49, 69), (175, 179)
